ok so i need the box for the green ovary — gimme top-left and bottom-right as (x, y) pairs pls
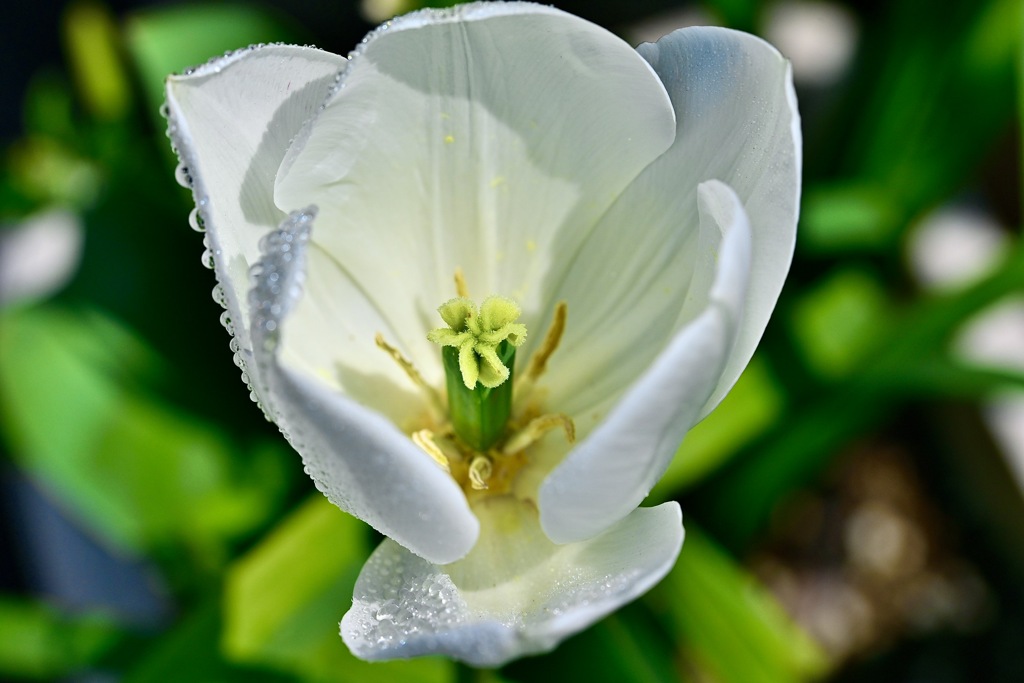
(428, 296), (527, 451)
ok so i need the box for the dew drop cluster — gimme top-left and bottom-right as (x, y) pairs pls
(247, 207), (317, 354)
(540, 568), (641, 618)
(345, 544), (469, 652)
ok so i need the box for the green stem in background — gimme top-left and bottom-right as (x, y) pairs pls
(455, 661), (500, 683)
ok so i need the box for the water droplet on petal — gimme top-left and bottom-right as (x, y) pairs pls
(188, 207), (206, 232)
(219, 310), (234, 336)
(211, 283), (227, 308)
(174, 163), (193, 188)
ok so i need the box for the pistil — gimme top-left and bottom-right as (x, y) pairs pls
(428, 296), (526, 451)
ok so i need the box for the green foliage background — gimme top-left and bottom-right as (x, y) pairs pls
(1, 0), (1021, 680)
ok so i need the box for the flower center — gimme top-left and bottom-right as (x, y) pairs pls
(377, 271), (574, 495)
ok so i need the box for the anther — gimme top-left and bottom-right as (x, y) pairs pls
(468, 455), (492, 490)
(502, 413), (575, 455)
(454, 267), (469, 298)
(516, 301), (567, 400)
(411, 429), (451, 473)
(375, 333), (445, 417)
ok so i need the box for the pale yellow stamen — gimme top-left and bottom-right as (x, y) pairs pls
(454, 267), (469, 298)
(468, 455), (492, 490)
(502, 413), (575, 455)
(411, 429), (450, 473)
(516, 301), (567, 399)
(375, 333), (445, 417)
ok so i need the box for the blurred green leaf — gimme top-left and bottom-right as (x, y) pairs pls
(504, 607), (679, 683)
(0, 597), (120, 680)
(701, 0), (758, 30)
(1019, 0), (1024, 202)
(810, 0), (1016, 247)
(800, 183), (902, 253)
(652, 529), (827, 683)
(21, 73), (77, 143)
(419, 0), (467, 8)
(63, 1), (132, 121)
(0, 305), (288, 559)
(653, 357), (784, 497)
(791, 268), (892, 378)
(881, 358), (1024, 398)
(7, 135), (102, 210)
(693, 245), (1024, 549)
(125, 3), (304, 125)
(125, 600), (292, 683)
(224, 495), (452, 682)
(457, 665), (513, 683)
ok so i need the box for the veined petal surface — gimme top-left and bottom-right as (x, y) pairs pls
(274, 2), (676, 399)
(637, 26), (801, 416)
(341, 497), (683, 667)
(165, 45), (344, 357)
(543, 27), (799, 422)
(539, 181), (752, 543)
(248, 210), (478, 565)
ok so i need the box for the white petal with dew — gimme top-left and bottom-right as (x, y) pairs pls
(165, 45), (344, 356)
(636, 27), (800, 418)
(539, 181), (752, 544)
(341, 496), (683, 667)
(248, 209), (478, 565)
(274, 2), (676, 386)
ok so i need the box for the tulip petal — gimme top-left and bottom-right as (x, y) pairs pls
(274, 2), (676, 385)
(341, 496), (683, 667)
(638, 27), (801, 416)
(248, 209), (479, 565)
(539, 181), (751, 544)
(542, 27), (799, 422)
(165, 45), (344, 356)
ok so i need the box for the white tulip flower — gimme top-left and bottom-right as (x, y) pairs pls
(165, 1), (800, 667)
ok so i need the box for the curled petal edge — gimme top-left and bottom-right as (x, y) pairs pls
(636, 26), (801, 418)
(247, 208), (479, 565)
(164, 44), (345, 358)
(539, 180), (753, 544)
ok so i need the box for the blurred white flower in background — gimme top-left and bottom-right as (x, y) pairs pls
(908, 203), (1024, 499)
(764, 0), (858, 87)
(0, 209), (83, 306)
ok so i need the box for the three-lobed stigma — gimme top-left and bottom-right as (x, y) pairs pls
(427, 296), (527, 390)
